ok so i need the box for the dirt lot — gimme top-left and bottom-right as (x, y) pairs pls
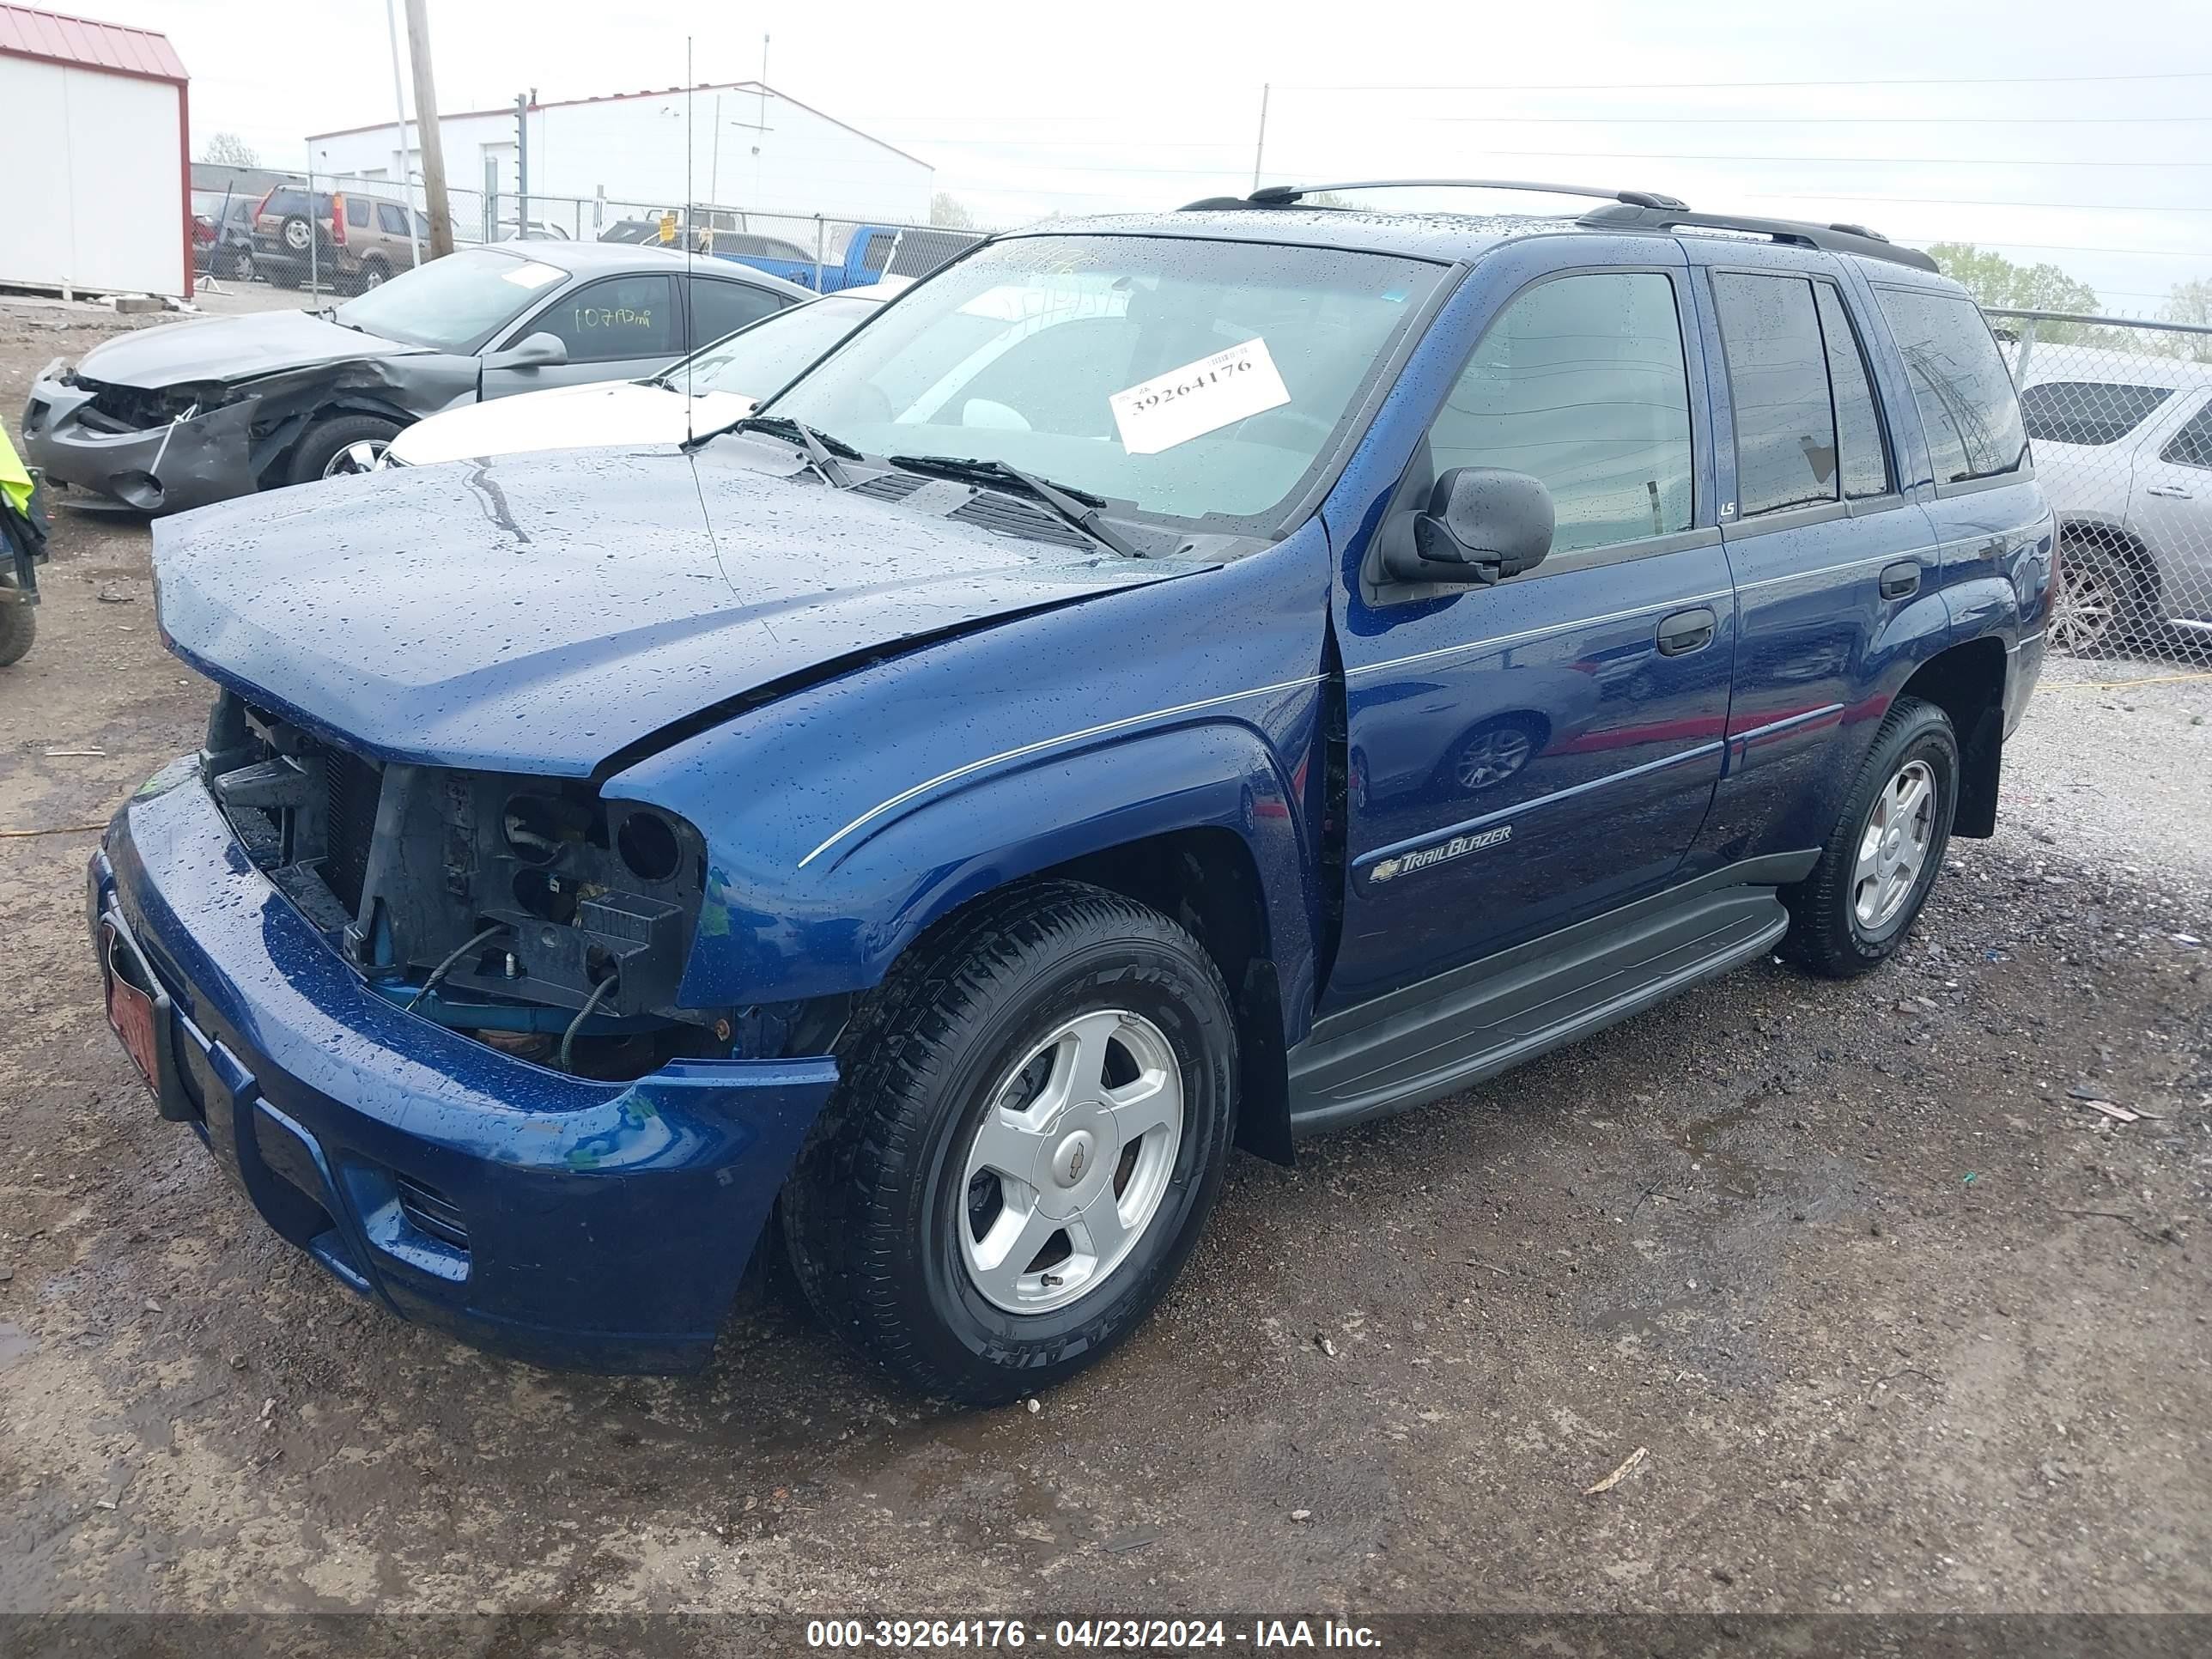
(3, 299), (2210, 1623)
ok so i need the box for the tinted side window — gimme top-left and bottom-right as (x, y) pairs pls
(689, 279), (788, 349)
(2021, 380), (2173, 448)
(1429, 271), (1694, 556)
(376, 203), (410, 235)
(533, 275), (677, 362)
(1713, 274), (1837, 517)
(1814, 284), (1891, 499)
(1876, 289), (2027, 484)
(345, 198), (370, 228)
(2166, 403), (2212, 471)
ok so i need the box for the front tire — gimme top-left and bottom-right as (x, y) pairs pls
(287, 415), (403, 485)
(782, 880), (1238, 1405)
(1784, 696), (1959, 978)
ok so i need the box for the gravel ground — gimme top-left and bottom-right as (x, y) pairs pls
(3, 301), (2210, 1626)
(2002, 655), (2212, 904)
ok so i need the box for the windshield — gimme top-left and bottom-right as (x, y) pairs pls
(765, 234), (1445, 525)
(333, 248), (567, 352)
(673, 295), (882, 398)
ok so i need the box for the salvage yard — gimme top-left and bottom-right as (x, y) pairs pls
(3, 299), (2211, 1617)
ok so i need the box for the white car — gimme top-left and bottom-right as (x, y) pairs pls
(380, 281), (907, 468)
(2009, 343), (2212, 653)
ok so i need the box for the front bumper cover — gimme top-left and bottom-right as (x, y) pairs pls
(21, 365), (256, 514)
(88, 757), (839, 1372)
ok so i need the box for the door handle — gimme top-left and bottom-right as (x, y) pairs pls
(1656, 607), (1717, 656)
(2148, 483), (2193, 500)
(1879, 561), (1921, 600)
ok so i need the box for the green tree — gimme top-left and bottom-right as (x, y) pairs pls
(2161, 278), (2212, 362)
(198, 131), (258, 168)
(1927, 242), (2100, 340)
(930, 191), (975, 229)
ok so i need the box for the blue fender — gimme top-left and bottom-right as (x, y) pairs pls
(602, 527), (1335, 1028)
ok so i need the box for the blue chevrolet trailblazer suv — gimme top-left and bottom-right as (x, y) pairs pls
(90, 181), (2052, 1404)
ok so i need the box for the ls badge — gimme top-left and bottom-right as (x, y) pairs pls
(1369, 823), (1513, 885)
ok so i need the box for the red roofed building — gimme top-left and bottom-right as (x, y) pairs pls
(0, 4), (191, 298)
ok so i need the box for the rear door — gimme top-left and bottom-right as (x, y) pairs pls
(685, 275), (793, 353)
(2129, 392), (2212, 622)
(1331, 250), (1736, 1008)
(1684, 247), (1942, 871)
(482, 273), (680, 396)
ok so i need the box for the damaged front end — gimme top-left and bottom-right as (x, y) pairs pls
(21, 346), (473, 514)
(20, 362), (258, 514)
(201, 690), (756, 1079)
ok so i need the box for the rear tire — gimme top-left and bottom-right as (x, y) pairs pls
(2049, 533), (2154, 657)
(349, 256), (390, 295)
(781, 880), (1238, 1405)
(287, 415), (403, 485)
(0, 597), (33, 668)
(1784, 696), (1959, 979)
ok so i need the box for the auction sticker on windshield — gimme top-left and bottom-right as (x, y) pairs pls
(502, 262), (565, 289)
(1109, 338), (1291, 455)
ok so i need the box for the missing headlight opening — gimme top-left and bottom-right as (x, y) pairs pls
(199, 689), (722, 1079)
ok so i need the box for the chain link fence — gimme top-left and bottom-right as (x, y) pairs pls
(1987, 307), (2212, 665)
(236, 170), (993, 301)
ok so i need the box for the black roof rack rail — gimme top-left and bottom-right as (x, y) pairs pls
(1181, 179), (1688, 211)
(1575, 201), (1939, 274)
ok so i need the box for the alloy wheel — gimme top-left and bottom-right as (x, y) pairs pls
(2047, 561), (2114, 655)
(1454, 726), (1534, 792)
(957, 1008), (1183, 1316)
(321, 441), (387, 477)
(1852, 758), (1936, 932)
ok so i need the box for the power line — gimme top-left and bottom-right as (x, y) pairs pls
(1744, 191), (2212, 214)
(1422, 112), (2212, 125)
(907, 141), (2212, 174)
(1273, 69), (2212, 92)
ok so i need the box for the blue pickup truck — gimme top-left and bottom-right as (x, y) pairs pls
(606, 218), (986, 293)
(92, 182), (2051, 1404)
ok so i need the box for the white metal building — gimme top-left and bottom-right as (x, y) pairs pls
(0, 4), (191, 299)
(307, 81), (933, 230)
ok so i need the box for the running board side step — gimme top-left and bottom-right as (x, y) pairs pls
(1286, 884), (1790, 1136)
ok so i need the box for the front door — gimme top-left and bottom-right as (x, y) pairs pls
(2130, 392), (2212, 623)
(1330, 257), (1735, 1011)
(483, 273), (681, 398)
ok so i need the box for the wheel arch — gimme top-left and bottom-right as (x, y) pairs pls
(2058, 514), (2162, 606)
(710, 720), (1317, 1166)
(1894, 635), (2008, 838)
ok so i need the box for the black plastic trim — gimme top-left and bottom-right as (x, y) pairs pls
(1291, 852), (1815, 1134)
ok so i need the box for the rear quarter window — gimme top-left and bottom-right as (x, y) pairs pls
(1875, 288), (2028, 485)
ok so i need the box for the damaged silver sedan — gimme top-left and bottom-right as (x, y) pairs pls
(19, 243), (805, 514)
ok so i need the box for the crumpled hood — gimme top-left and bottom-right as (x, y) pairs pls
(153, 443), (1187, 777)
(384, 379), (754, 466)
(77, 309), (430, 391)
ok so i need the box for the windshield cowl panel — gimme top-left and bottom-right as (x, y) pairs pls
(763, 234), (1445, 532)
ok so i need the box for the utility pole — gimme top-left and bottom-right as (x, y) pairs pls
(381, 0), (420, 266)
(403, 0), (454, 258)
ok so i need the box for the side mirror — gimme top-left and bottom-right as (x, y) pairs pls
(1383, 466), (1554, 586)
(482, 331), (568, 372)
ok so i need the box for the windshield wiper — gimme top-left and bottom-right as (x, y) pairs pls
(684, 413), (859, 488)
(886, 454), (1144, 560)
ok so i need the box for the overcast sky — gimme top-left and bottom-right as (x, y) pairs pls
(107, 0), (2211, 315)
